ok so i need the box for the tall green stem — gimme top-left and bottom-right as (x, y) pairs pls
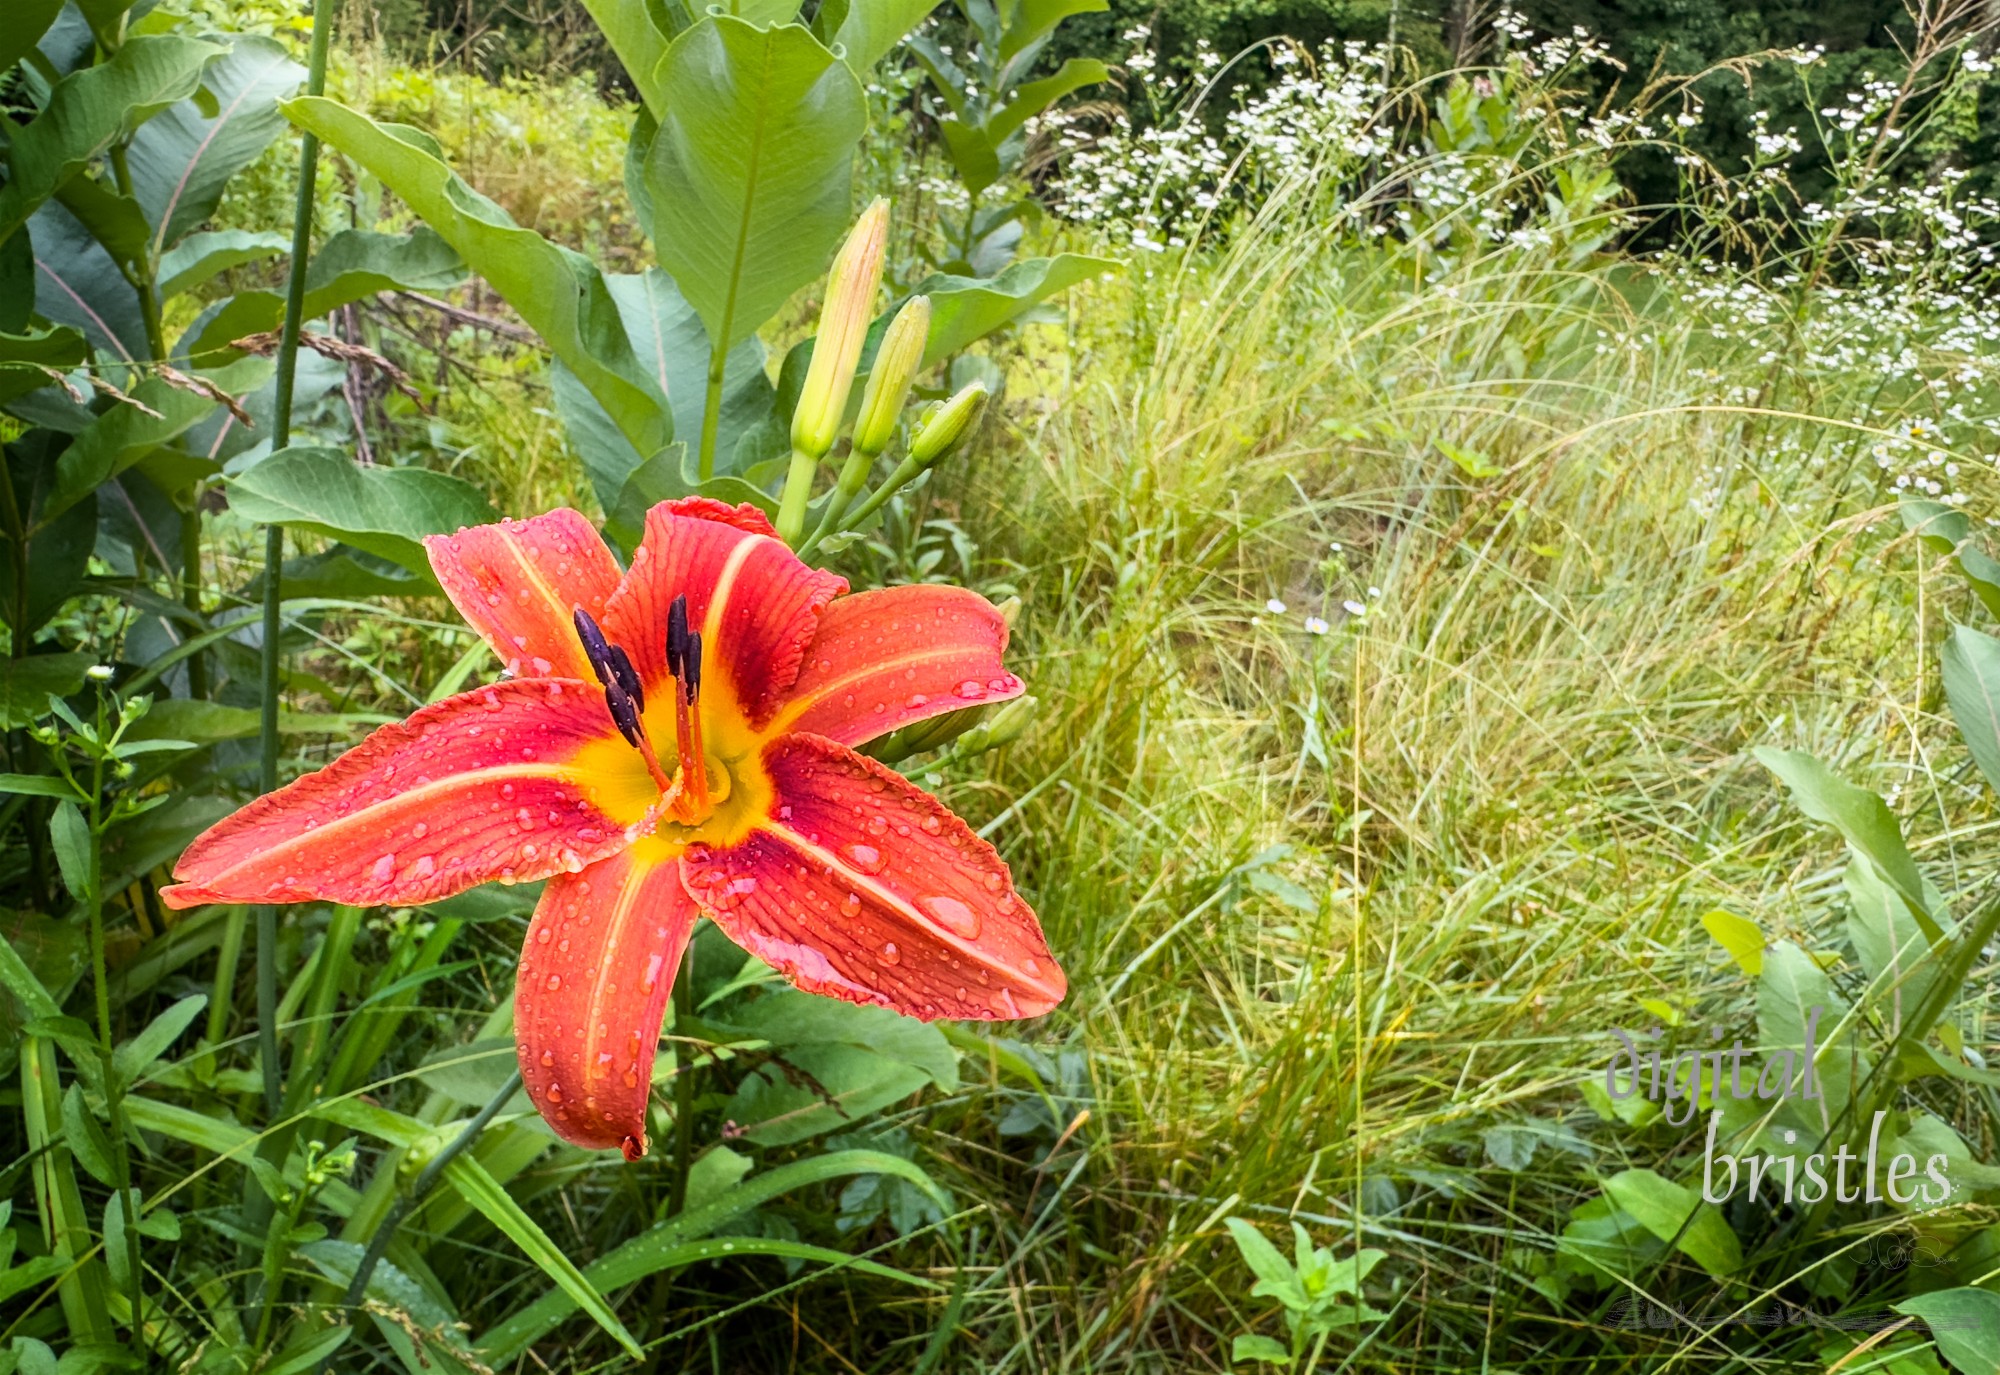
(84, 703), (144, 1342)
(259, 0), (341, 1116)
(698, 348), (726, 480)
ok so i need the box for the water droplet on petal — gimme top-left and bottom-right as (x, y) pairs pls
(881, 941), (901, 964)
(412, 855), (436, 878)
(921, 816), (942, 836)
(983, 872), (1005, 892)
(957, 680), (988, 699)
(918, 895), (981, 939)
(372, 854), (396, 883)
(841, 893), (862, 917)
(841, 843), (886, 875)
(540, 1050), (555, 1066)
(412, 822), (429, 839)
(545, 973), (562, 991)
(865, 815), (889, 838)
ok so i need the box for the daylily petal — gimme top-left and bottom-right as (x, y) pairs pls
(515, 843), (696, 1159)
(425, 509), (622, 681)
(681, 733), (1064, 1019)
(601, 498), (846, 728)
(160, 680), (642, 909)
(771, 585), (1023, 747)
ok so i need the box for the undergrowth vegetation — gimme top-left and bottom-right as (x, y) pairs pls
(6, 0), (2000, 1370)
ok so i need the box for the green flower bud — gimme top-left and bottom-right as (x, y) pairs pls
(851, 295), (931, 457)
(791, 199), (890, 460)
(908, 382), (989, 467)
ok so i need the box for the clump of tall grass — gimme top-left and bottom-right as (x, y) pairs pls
(901, 6), (2000, 1366)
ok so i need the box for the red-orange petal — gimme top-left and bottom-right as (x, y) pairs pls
(160, 680), (641, 909)
(681, 733), (1065, 1020)
(515, 845), (696, 1157)
(425, 510), (622, 681)
(771, 585), (1023, 747)
(600, 498), (846, 729)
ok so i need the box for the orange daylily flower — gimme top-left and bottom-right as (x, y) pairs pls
(161, 498), (1066, 1158)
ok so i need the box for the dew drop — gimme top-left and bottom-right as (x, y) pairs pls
(865, 815), (889, 838)
(841, 843), (886, 875)
(372, 854), (396, 882)
(918, 895), (982, 939)
(501, 782), (517, 800)
(881, 941), (901, 964)
(983, 872), (1005, 892)
(412, 855), (436, 878)
(540, 1050), (555, 1067)
(921, 816), (942, 836)
(841, 892), (862, 917)
(412, 821), (429, 839)
(545, 973), (562, 991)
(536, 926), (553, 944)
(957, 680), (988, 699)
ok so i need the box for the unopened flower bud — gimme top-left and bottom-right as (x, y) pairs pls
(852, 296), (931, 456)
(909, 382), (989, 467)
(791, 199), (890, 460)
(951, 693), (1036, 757)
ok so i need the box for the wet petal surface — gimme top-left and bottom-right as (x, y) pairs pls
(515, 843), (696, 1158)
(601, 498), (845, 730)
(681, 733), (1064, 1020)
(772, 585), (1023, 747)
(161, 679), (639, 909)
(425, 509), (623, 681)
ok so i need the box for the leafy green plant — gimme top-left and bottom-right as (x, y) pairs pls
(1223, 1217), (1387, 1368)
(909, 0), (1109, 272)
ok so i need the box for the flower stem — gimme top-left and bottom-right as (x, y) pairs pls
(259, 0), (341, 1118)
(698, 348), (725, 480)
(774, 446), (820, 546)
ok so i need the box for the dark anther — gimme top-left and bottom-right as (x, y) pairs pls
(603, 679), (645, 748)
(607, 645), (645, 713)
(683, 631), (703, 704)
(573, 608), (617, 687)
(576, 607), (646, 749)
(666, 594), (690, 683)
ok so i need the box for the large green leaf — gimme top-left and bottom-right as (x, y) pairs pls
(1902, 496), (2000, 620)
(158, 228), (290, 299)
(1843, 855), (1948, 1036)
(912, 253), (1115, 362)
(0, 470), (95, 636)
(128, 35), (303, 257)
(825, 0), (945, 73)
(0, 326), (88, 404)
(548, 268), (769, 509)
(0, 0), (67, 83)
(0, 34), (225, 248)
(225, 445), (500, 576)
(0, 653), (91, 728)
(43, 356), (270, 521)
(1943, 624), (2000, 801)
(1600, 1169), (1741, 1277)
(477, 1149), (944, 1359)
(579, 0), (675, 115)
(986, 56), (1107, 144)
(1895, 1288), (2000, 1375)
(716, 990), (957, 1145)
(182, 226), (466, 361)
(282, 98), (669, 459)
(643, 17), (867, 353)
(26, 201), (149, 365)
(998, 0), (1106, 63)
(1757, 940), (1856, 1131)
(1753, 746), (1938, 941)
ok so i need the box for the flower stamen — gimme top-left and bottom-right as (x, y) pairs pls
(574, 607), (675, 795)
